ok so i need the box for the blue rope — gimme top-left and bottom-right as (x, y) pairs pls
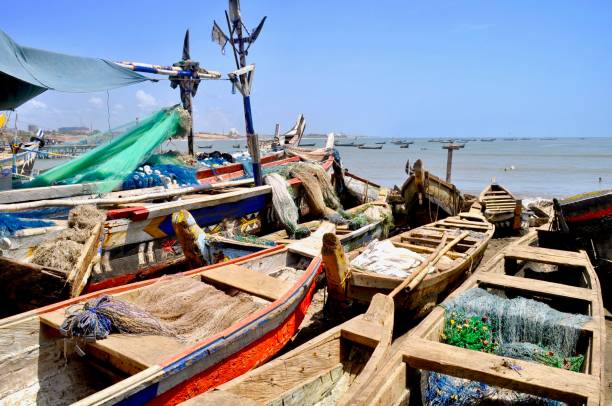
(60, 296), (113, 341)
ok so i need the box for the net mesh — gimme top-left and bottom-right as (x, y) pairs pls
(25, 106), (190, 193)
(442, 287), (590, 357)
(31, 205), (105, 271)
(60, 276), (265, 345)
(421, 287), (590, 405)
(264, 172), (310, 238)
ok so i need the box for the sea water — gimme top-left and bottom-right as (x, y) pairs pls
(35, 137), (612, 200)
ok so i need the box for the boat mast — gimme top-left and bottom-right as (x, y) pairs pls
(116, 32), (222, 156)
(213, 0), (267, 186)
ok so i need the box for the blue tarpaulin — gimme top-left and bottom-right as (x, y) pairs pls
(0, 30), (149, 110)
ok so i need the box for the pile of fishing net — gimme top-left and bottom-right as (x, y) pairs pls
(60, 276), (263, 344)
(145, 151), (188, 166)
(343, 203), (394, 234)
(286, 162), (343, 222)
(30, 205), (105, 272)
(350, 239), (438, 278)
(422, 287), (590, 405)
(121, 164), (198, 190)
(264, 172), (310, 238)
(196, 151), (235, 167)
(25, 106), (190, 193)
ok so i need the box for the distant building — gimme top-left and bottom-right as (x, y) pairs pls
(27, 124), (38, 133)
(57, 126), (90, 135)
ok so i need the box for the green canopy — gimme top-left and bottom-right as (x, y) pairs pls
(0, 30), (149, 110)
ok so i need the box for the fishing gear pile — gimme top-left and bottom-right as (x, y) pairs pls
(31, 205), (105, 272)
(122, 164), (198, 190)
(264, 172), (310, 238)
(60, 276), (263, 345)
(25, 106), (190, 193)
(284, 162), (345, 223)
(422, 287), (590, 405)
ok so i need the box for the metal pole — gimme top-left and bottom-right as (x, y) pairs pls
(226, 6), (263, 186)
(186, 93), (194, 155)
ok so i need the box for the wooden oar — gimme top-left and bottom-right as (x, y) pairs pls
(389, 230), (470, 298)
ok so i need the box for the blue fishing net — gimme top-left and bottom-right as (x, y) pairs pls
(122, 164), (198, 190)
(0, 213), (53, 237)
(423, 372), (565, 406)
(6, 207), (69, 220)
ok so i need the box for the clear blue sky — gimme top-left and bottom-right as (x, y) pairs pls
(4, 1), (612, 137)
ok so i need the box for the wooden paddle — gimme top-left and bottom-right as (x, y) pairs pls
(389, 230), (470, 298)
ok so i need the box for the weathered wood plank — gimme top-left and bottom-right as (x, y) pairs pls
(402, 338), (600, 404)
(200, 264), (292, 302)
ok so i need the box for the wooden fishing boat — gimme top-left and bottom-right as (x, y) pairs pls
(298, 142), (315, 147)
(184, 293), (394, 406)
(342, 170), (384, 205)
(358, 145), (382, 150)
(399, 143), (409, 148)
(479, 183), (522, 231)
(182, 206), (446, 406)
(261, 200), (391, 254)
(0, 225), (270, 317)
(0, 129), (45, 188)
(395, 159), (464, 228)
(347, 235), (605, 405)
(0, 155), (378, 315)
(0, 242), (326, 405)
(232, 144), (240, 148)
(282, 114), (306, 146)
(0, 148), (291, 205)
(197, 144), (212, 149)
(334, 141), (356, 147)
(329, 207), (493, 316)
(555, 189), (611, 236)
(548, 189), (612, 307)
(375, 141), (386, 144)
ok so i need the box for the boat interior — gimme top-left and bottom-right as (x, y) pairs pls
(0, 248), (312, 405)
(362, 237), (602, 405)
(193, 294), (393, 406)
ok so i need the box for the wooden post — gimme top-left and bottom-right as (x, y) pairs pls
(442, 143), (464, 183)
(513, 199), (522, 230)
(321, 233), (350, 301)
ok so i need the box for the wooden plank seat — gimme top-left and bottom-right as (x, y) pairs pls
(475, 273), (596, 304)
(504, 246), (588, 267)
(403, 338), (600, 405)
(199, 264), (293, 302)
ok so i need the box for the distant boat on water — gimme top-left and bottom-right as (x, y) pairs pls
(358, 145), (382, 150)
(298, 142), (316, 147)
(198, 144), (213, 149)
(232, 144), (241, 148)
(334, 141), (356, 147)
(375, 141), (386, 145)
(480, 138), (496, 142)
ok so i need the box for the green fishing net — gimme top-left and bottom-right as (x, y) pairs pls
(25, 106), (190, 193)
